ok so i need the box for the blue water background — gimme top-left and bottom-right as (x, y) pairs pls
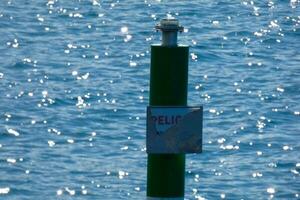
(0, 0), (300, 199)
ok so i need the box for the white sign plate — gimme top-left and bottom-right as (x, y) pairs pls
(146, 106), (203, 154)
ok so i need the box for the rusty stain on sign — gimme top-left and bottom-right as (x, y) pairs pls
(146, 106), (203, 154)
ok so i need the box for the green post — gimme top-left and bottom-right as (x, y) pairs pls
(147, 18), (189, 199)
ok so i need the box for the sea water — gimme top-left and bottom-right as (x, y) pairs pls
(0, 0), (299, 199)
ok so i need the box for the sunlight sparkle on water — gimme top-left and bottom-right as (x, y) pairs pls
(65, 187), (76, 195)
(6, 128), (20, 136)
(276, 87), (284, 92)
(129, 61), (137, 67)
(6, 158), (16, 164)
(0, 187), (10, 195)
(121, 26), (128, 34)
(67, 139), (74, 144)
(56, 189), (63, 196)
(48, 140), (55, 147)
(118, 170), (129, 179)
(267, 187), (276, 194)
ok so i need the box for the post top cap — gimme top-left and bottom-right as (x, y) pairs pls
(155, 17), (184, 32)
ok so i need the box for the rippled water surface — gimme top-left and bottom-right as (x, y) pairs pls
(0, 0), (300, 199)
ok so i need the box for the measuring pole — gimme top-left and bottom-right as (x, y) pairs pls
(147, 18), (189, 199)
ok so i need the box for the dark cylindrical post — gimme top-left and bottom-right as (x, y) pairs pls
(147, 18), (189, 199)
